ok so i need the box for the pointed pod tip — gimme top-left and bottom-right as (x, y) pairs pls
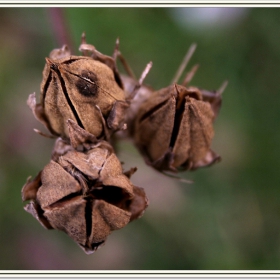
(27, 92), (36, 106)
(61, 44), (69, 52)
(81, 31), (86, 42)
(138, 61), (153, 86)
(33, 128), (55, 139)
(45, 57), (52, 64)
(173, 83), (180, 96)
(66, 119), (86, 134)
(67, 119), (98, 149)
(45, 57), (58, 70)
(190, 42), (197, 50)
(67, 118), (76, 127)
(217, 80), (229, 96)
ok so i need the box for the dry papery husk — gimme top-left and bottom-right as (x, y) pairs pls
(28, 42), (129, 142)
(22, 120), (148, 254)
(133, 84), (222, 173)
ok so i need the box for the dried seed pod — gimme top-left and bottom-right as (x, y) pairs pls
(132, 45), (226, 173)
(21, 120), (148, 254)
(134, 85), (222, 172)
(28, 39), (129, 141)
(28, 34), (152, 141)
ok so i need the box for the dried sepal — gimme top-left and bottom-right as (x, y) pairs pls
(199, 80), (228, 120)
(120, 74), (154, 137)
(21, 171), (42, 201)
(22, 120), (148, 254)
(24, 201), (53, 230)
(128, 185), (148, 221)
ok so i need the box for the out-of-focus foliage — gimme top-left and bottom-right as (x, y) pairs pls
(1, 7), (280, 270)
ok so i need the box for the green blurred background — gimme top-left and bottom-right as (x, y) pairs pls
(0, 7), (280, 270)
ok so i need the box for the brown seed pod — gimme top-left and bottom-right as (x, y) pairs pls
(28, 34), (152, 141)
(27, 35), (129, 141)
(21, 120), (148, 254)
(131, 45), (227, 173)
(134, 84), (221, 172)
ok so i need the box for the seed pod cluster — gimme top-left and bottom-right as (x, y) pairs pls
(22, 34), (226, 254)
(22, 34), (150, 254)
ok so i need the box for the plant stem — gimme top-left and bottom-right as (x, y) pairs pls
(48, 8), (75, 53)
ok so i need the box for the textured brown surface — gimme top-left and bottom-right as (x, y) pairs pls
(134, 84), (221, 172)
(22, 122), (148, 254)
(28, 44), (128, 141)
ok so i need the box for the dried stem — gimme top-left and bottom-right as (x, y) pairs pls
(181, 64), (200, 87)
(171, 43), (197, 85)
(217, 80), (229, 96)
(113, 38), (137, 80)
(128, 61), (153, 101)
(48, 8), (75, 53)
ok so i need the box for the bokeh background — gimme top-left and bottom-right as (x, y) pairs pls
(0, 7), (280, 270)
